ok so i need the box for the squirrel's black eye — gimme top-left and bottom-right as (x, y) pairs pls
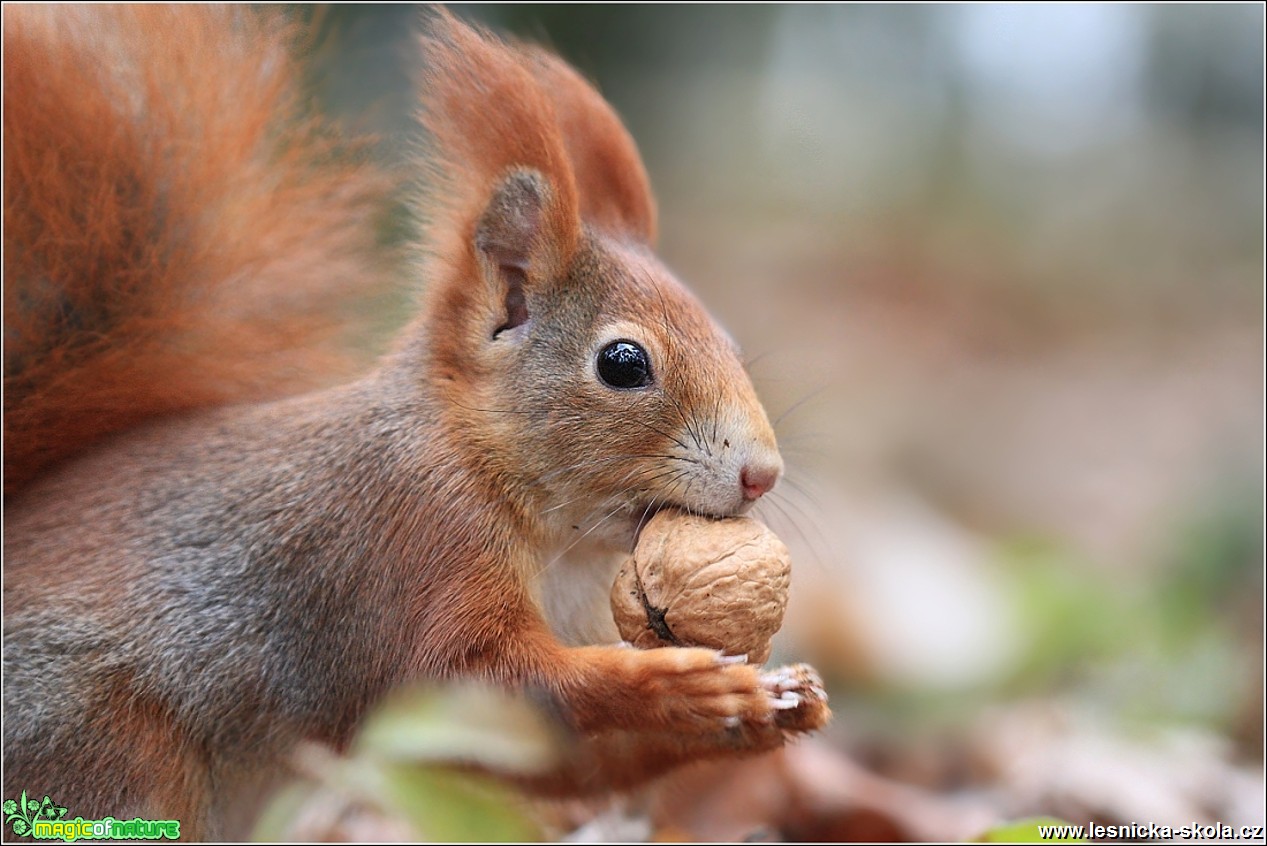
(597, 340), (652, 389)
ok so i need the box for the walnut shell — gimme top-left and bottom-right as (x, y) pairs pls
(610, 510), (791, 664)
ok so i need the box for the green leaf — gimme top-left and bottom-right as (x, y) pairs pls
(255, 684), (557, 841)
(978, 817), (1084, 842)
(251, 753), (542, 842)
(250, 782), (320, 842)
(382, 765), (541, 842)
(358, 684), (562, 776)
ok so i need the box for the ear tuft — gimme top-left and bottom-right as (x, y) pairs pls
(419, 9), (581, 276)
(522, 47), (657, 244)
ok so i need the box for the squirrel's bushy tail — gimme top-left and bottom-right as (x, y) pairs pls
(3, 5), (390, 494)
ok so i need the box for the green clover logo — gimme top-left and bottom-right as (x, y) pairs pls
(4, 790), (68, 836)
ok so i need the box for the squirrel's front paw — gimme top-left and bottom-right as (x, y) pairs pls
(703, 662), (830, 755)
(565, 645), (777, 734)
(759, 662), (830, 734)
(565, 646), (828, 738)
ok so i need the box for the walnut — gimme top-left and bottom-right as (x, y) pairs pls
(610, 510), (791, 665)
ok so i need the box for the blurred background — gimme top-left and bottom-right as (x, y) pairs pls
(280, 4), (1263, 840)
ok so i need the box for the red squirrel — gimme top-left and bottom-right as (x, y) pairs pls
(3, 6), (827, 838)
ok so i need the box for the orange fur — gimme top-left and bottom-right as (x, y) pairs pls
(521, 44), (658, 243)
(417, 9), (581, 273)
(2, 5), (389, 493)
(418, 10), (656, 246)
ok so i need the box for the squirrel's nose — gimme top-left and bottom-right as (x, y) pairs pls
(740, 462), (780, 501)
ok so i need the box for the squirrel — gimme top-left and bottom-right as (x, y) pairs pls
(3, 5), (826, 839)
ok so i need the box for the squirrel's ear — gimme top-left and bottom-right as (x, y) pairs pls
(475, 170), (563, 335)
(417, 10), (583, 336)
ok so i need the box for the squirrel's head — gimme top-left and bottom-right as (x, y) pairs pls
(410, 10), (781, 549)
